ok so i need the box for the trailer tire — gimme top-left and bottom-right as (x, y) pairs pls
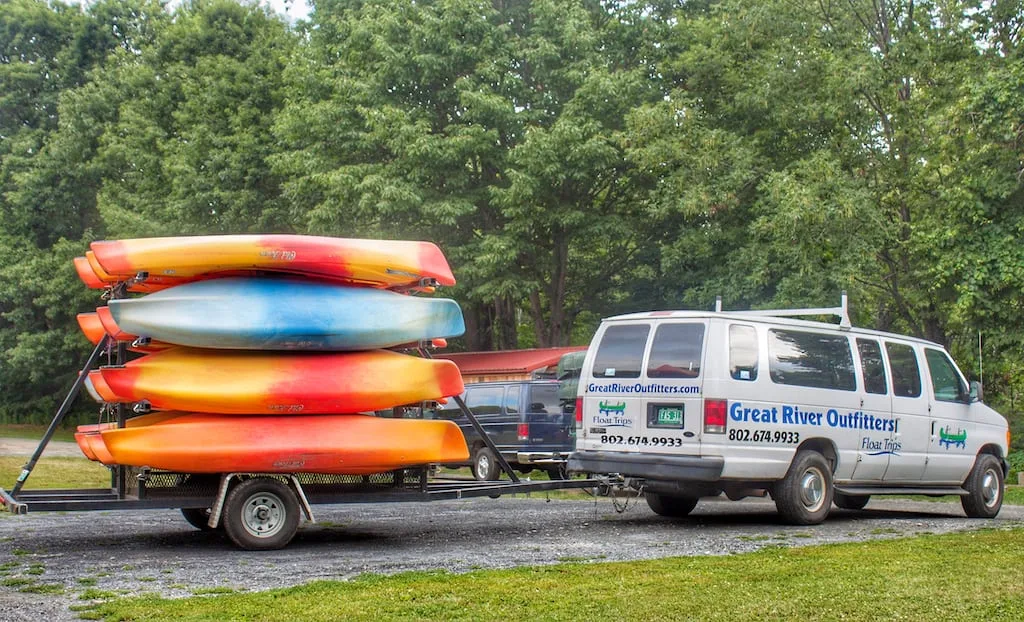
(222, 478), (300, 550)
(180, 507), (217, 531)
(773, 450), (833, 525)
(473, 446), (501, 481)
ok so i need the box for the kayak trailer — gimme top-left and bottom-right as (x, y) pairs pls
(0, 331), (607, 550)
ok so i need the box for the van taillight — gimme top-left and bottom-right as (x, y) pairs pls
(575, 398), (583, 425)
(518, 423), (529, 441)
(704, 399), (727, 434)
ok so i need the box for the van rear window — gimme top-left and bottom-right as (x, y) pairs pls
(647, 323), (704, 378)
(592, 324), (650, 379)
(527, 385), (561, 413)
(768, 329), (856, 391)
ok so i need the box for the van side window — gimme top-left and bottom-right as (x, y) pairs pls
(591, 324), (650, 379)
(729, 324), (758, 381)
(925, 349), (968, 403)
(647, 323), (705, 378)
(504, 385), (521, 415)
(885, 343), (922, 398)
(856, 339), (887, 395)
(768, 330), (856, 391)
(465, 386), (504, 415)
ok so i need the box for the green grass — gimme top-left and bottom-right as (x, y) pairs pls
(85, 528), (1024, 621)
(0, 455), (111, 490)
(0, 424), (78, 444)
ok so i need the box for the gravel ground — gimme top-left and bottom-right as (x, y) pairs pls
(0, 489), (1021, 621)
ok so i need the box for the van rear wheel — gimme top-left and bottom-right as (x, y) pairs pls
(645, 493), (698, 517)
(961, 454), (1003, 518)
(774, 450), (833, 525)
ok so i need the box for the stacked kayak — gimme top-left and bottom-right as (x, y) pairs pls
(73, 235), (469, 474)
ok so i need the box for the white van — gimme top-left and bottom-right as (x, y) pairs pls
(567, 299), (1010, 524)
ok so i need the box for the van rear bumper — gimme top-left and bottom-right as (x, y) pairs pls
(567, 451), (724, 482)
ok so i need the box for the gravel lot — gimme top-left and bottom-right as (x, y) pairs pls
(0, 484), (1021, 621)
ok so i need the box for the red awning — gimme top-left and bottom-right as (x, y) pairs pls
(436, 346), (587, 375)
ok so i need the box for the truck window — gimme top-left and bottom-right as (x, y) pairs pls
(504, 385), (521, 415)
(729, 324), (758, 381)
(591, 324), (650, 379)
(527, 384), (560, 413)
(857, 338), (887, 395)
(885, 342), (922, 398)
(647, 323), (704, 378)
(925, 348), (968, 403)
(768, 330), (856, 391)
(465, 386), (504, 415)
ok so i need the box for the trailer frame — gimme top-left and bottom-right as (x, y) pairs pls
(0, 282), (605, 548)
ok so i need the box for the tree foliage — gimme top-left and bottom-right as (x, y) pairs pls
(1, 0), (1023, 426)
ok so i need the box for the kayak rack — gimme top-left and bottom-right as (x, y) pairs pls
(0, 278), (605, 548)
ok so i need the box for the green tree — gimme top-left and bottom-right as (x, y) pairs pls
(275, 0), (656, 347)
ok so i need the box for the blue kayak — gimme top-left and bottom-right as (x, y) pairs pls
(105, 277), (465, 351)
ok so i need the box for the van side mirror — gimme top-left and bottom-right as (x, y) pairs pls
(969, 381), (983, 403)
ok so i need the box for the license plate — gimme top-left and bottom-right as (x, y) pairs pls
(647, 404), (684, 428)
(656, 407), (683, 426)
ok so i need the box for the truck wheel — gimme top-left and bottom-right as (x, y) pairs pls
(645, 493), (698, 517)
(222, 478), (300, 550)
(473, 446), (501, 481)
(961, 454), (1003, 518)
(774, 450), (833, 525)
(833, 493), (870, 510)
(180, 507), (217, 531)
(546, 463), (568, 480)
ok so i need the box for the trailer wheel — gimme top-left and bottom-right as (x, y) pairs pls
(180, 507), (217, 531)
(773, 450), (833, 525)
(473, 446), (501, 481)
(222, 478), (300, 550)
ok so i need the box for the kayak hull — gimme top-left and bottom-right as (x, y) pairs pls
(97, 414), (469, 474)
(105, 277), (465, 351)
(91, 348), (464, 414)
(89, 235), (455, 289)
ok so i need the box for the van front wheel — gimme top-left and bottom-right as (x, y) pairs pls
(645, 493), (698, 518)
(774, 450), (833, 525)
(961, 454), (1003, 518)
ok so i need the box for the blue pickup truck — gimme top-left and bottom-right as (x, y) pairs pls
(434, 379), (576, 480)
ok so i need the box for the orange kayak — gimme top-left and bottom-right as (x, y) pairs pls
(90, 347), (464, 414)
(74, 412), (188, 462)
(86, 235), (455, 290)
(96, 413), (469, 474)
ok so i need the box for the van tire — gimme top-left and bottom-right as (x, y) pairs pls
(473, 446), (501, 481)
(774, 450), (833, 525)
(645, 493), (698, 517)
(961, 454), (1003, 518)
(833, 493), (870, 511)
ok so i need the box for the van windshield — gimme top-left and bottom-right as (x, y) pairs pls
(527, 385), (561, 413)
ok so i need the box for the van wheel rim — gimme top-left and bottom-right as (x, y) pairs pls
(242, 493), (285, 538)
(982, 469), (1000, 507)
(477, 455), (490, 475)
(799, 468), (825, 512)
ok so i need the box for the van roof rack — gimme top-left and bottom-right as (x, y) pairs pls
(715, 292), (852, 330)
